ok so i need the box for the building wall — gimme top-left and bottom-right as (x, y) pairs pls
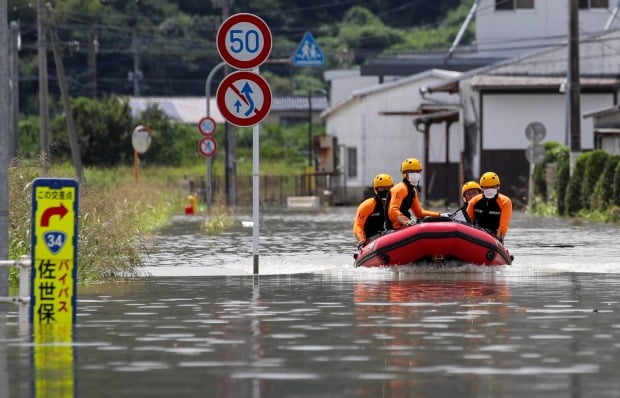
(476, 0), (616, 56)
(481, 92), (614, 150)
(326, 73), (462, 204)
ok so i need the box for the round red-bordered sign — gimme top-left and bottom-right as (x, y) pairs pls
(216, 71), (272, 127)
(217, 13), (272, 70)
(198, 136), (217, 158)
(198, 116), (217, 136)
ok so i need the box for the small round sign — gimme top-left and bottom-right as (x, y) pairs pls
(132, 125), (152, 154)
(198, 136), (217, 158)
(198, 116), (217, 136)
(217, 13), (272, 70)
(525, 122), (546, 142)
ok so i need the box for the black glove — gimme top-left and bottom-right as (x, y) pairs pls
(357, 240), (366, 250)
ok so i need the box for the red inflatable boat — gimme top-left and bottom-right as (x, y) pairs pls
(354, 216), (513, 268)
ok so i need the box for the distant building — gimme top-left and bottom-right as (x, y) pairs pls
(321, 1), (620, 206)
(129, 95), (328, 127)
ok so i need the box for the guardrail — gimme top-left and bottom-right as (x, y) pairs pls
(0, 255), (31, 321)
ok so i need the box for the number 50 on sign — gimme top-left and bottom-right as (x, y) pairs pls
(217, 13), (272, 70)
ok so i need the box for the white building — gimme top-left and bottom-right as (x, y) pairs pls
(475, 0), (618, 57)
(322, 69), (462, 204)
(321, 1), (620, 205)
(423, 28), (620, 204)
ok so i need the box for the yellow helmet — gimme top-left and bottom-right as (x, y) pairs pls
(400, 158), (423, 173)
(480, 172), (501, 188)
(373, 173), (394, 192)
(461, 180), (482, 196)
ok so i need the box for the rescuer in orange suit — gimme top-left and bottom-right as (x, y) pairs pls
(467, 171), (512, 242)
(385, 158), (440, 230)
(353, 173), (394, 249)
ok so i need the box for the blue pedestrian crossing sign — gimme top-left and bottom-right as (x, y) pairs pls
(293, 32), (324, 67)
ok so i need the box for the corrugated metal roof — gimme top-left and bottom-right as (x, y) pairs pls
(471, 75), (620, 90)
(271, 96), (328, 112)
(130, 95), (328, 124)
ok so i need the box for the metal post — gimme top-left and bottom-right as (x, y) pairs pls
(568, 0), (581, 175)
(37, 0), (50, 172)
(252, 67), (260, 275)
(18, 255), (30, 323)
(8, 21), (18, 162)
(205, 61), (226, 212)
(308, 91), (312, 167)
(0, 0), (9, 302)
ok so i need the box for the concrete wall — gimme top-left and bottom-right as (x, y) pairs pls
(476, 0), (617, 56)
(481, 92), (614, 150)
(325, 71), (462, 204)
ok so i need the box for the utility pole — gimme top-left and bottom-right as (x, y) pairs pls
(37, 0), (50, 172)
(568, 0), (581, 175)
(1, 0), (10, 300)
(214, 0), (237, 206)
(8, 21), (19, 162)
(46, 4), (84, 182)
(131, 29), (141, 96)
(87, 27), (98, 98)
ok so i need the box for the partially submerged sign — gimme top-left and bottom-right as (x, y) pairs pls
(30, 177), (79, 396)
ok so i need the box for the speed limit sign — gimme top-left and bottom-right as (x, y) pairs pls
(217, 13), (272, 70)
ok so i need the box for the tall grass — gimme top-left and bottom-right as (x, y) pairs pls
(9, 162), (184, 284)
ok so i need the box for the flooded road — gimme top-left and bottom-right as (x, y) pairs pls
(3, 207), (620, 398)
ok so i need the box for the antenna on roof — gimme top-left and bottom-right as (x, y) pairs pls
(446, 0), (481, 61)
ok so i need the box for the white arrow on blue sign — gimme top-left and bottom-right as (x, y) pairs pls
(293, 32), (324, 67)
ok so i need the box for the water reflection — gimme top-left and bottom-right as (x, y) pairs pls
(4, 208), (620, 398)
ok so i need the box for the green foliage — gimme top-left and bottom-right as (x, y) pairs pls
(592, 154), (620, 210)
(137, 105), (203, 167)
(554, 145), (570, 215)
(564, 153), (588, 216)
(50, 96), (134, 166)
(613, 160), (620, 207)
(17, 116), (41, 160)
(532, 141), (564, 201)
(580, 150), (609, 210)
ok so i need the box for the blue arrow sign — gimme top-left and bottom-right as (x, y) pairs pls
(293, 32), (324, 67)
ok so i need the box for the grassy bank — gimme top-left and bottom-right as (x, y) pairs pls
(9, 164), (185, 285)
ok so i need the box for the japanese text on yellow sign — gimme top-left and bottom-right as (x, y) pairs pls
(31, 179), (78, 331)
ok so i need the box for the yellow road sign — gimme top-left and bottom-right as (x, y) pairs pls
(30, 178), (78, 397)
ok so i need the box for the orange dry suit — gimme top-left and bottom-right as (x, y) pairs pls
(466, 193), (512, 239)
(385, 179), (440, 230)
(353, 196), (387, 244)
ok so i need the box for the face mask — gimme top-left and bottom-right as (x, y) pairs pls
(377, 190), (389, 199)
(407, 173), (421, 185)
(483, 188), (498, 199)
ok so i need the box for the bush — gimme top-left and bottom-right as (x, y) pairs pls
(554, 145), (570, 215)
(613, 160), (620, 206)
(581, 150), (609, 210)
(564, 153), (587, 216)
(592, 154), (620, 210)
(533, 141), (564, 201)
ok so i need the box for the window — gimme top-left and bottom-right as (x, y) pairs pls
(347, 147), (357, 178)
(579, 0), (608, 8)
(496, 0), (534, 10)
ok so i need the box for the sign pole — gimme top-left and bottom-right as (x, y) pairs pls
(205, 62), (226, 212)
(252, 85), (260, 274)
(216, 13), (272, 275)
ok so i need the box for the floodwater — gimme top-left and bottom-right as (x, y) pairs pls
(3, 207), (620, 398)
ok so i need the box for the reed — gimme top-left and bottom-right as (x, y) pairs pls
(8, 162), (184, 284)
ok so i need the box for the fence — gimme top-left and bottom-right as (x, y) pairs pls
(191, 172), (351, 206)
(0, 255), (31, 322)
